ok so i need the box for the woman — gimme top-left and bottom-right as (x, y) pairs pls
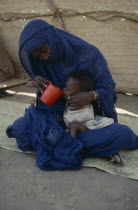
(6, 19), (138, 170)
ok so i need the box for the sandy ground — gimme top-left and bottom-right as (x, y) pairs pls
(0, 84), (138, 210)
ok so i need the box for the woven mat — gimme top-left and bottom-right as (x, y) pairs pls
(0, 100), (138, 180)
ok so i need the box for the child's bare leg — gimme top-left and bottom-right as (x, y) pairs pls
(69, 122), (88, 138)
(69, 123), (77, 137)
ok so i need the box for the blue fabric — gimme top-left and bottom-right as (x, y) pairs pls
(6, 104), (83, 170)
(6, 19), (138, 170)
(6, 105), (138, 170)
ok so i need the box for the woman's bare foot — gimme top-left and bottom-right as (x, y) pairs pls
(69, 122), (88, 138)
(109, 153), (124, 165)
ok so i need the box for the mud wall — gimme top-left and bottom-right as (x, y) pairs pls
(0, 0), (138, 94)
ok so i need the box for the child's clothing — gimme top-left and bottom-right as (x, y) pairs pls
(64, 103), (114, 130)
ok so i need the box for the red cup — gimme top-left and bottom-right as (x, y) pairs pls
(40, 81), (63, 106)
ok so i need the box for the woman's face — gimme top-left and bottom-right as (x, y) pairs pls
(63, 78), (80, 99)
(31, 44), (50, 60)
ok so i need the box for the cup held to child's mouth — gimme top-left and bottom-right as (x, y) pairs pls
(40, 81), (63, 106)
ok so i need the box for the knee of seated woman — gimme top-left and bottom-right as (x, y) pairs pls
(119, 124), (135, 140)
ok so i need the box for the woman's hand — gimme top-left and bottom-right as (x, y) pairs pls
(67, 92), (94, 111)
(32, 75), (49, 93)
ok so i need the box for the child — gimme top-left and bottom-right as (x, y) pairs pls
(63, 70), (123, 164)
(63, 70), (114, 137)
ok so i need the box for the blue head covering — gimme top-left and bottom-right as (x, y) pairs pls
(19, 19), (75, 64)
(19, 19), (117, 121)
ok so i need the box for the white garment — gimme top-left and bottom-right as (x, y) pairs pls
(64, 104), (114, 130)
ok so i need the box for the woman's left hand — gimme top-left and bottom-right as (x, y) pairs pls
(67, 92), (94, 111)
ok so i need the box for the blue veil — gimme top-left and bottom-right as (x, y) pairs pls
(19, 19), (117, 121)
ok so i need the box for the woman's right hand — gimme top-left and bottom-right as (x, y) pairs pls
(32, 75), (49, 93)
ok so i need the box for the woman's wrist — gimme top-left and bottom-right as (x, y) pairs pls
(88, 90), (99, 102)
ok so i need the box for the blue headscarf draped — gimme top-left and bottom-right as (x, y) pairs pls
(19, 19), (117, 122)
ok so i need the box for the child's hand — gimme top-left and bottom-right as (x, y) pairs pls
(67, 91), (94, 110)
(32, 75), (49, 93)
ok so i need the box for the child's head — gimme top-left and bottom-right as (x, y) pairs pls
(64, 70), (95, 98)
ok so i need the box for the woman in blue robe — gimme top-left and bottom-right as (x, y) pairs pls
(6, 19), (138, 170)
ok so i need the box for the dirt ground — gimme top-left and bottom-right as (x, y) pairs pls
(0, 84), (138, 210)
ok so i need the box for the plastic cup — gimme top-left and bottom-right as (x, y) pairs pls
(40, 81), (63, 106)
